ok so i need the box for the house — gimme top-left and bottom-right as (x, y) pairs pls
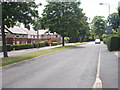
(5, 26), (61, 44)
(5, 27), (28, 44)
(38, 29), (61, 43)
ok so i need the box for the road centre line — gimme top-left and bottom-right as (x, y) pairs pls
(92, 45), (102, 89)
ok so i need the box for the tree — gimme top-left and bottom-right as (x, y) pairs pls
(107, 13), (119, 31)
(118, 7), (120, 26)
(91, 16), (106, 39)
(33, 17), (42, 39)
(1, 2), (40, 57)
(41, 1), (88, 46)
(86, 30), (95, 40)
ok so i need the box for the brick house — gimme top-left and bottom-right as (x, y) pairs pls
(5, 27), (61, 44)
(38, 30), (61, 43)
(5, 27), (28, 44)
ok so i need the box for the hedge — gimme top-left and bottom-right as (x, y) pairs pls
(107, 36), (120, 51)
(9, 43), (34, 50)
(103, 35), (120, 51)
(51, 42), (58, 46)
(0, 40), (60, 52)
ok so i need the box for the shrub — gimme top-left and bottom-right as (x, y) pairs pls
(39, 41), (46, 47)
(1, 40), (50, 52)
(103, 38), (109, 44)
(33, 43), (39, 48)
(44, 40), (49, 46)
(11, 43), (34, 50)
(51, 42), (58, 46)
(106, 36), (120, 51)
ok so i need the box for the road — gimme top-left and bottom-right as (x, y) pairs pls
(2, 42), (118, 88)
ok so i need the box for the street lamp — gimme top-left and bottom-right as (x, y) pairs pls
(99, 2), (112, 34)
(99, 3), (110, 17)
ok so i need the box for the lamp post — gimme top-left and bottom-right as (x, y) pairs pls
(99, 3), (110, 18)
(99, 3), (112, 33)
(99, 3), (110, 26)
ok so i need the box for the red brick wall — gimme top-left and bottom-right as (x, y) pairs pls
(6, 38), (13, 44)
(6, 38), (61, 44)
(6, 38), (27, 44)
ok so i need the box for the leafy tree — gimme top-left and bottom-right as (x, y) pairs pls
(41, 1), (88, 46)
(91, 16), (106, 39)
(118, 7), (120, 26)
(86, 30), (95, 40)
(107, 13), (119, 31)
(1, 2), (40, 57)
(33, 17), (42, 39)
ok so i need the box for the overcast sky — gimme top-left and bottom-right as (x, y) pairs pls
(35, 0), (119, 21)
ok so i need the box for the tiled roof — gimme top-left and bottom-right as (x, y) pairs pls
(7, 27), (28, 34)
(23, 28), (37, 35)
(6, 27), (57, 35)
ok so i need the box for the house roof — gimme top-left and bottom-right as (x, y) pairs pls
(23, 28), (37, 35)
(7, 27), (28, 34)
(6, 27), (57, 35)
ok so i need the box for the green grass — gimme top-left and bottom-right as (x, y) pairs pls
(0, 42), (88, 67)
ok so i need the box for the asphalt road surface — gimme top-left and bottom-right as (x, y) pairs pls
(2, 42), (118, 88)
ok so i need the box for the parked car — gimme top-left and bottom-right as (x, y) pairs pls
(95, 39), (101, 44)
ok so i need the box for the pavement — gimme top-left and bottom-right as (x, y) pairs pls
(100, 44), (118, 88)
(0, 43), (74, 58)
(2, 42), (118, 88)
(114, 51), (120, 58)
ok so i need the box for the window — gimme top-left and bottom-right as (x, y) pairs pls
(41, 35), (44, 38)
(56, 35), (58, 38)
(16, 41), (20, 44)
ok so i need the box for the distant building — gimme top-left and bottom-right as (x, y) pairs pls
(4, 26), (61, 45)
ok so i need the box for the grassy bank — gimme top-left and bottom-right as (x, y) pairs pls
(1, 42), (88, 67)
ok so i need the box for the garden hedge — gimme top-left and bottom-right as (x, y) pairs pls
(107, 36), (120, 51)
(0, 40), (60, 52)
(51, 42), (58, 46)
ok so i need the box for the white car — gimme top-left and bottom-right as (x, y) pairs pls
(95, 39), (101, 44)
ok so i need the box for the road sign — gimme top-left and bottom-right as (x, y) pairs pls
(106, 26), (112, 33)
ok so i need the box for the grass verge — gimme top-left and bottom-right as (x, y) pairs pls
(0, 42), (88, 67)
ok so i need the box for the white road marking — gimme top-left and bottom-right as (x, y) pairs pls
(92, 45), (102, 89)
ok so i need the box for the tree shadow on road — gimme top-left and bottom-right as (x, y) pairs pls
(71, 46), (86, 49)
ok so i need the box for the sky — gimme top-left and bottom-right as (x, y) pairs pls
(35, 0), (119, 21)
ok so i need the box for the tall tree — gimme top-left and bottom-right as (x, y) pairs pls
(107, 13), (119, 31)
(91, 16), (106, 39)
(41, 1), (88, 46)
(118, 7), (120, 26)
(2, 2), (40, 57)
(33, 17), (42, 39)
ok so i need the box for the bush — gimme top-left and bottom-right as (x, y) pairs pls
(106, 36), (120, 51)
(11, 43), (34, 50)
(103, 38), (109, 44)
(39, 41), (46, 47)
(1, 40), (50, 52)
(33, 43), (39, 48)
(44, 40), (49, 46)
(51, 42), (58, 46)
